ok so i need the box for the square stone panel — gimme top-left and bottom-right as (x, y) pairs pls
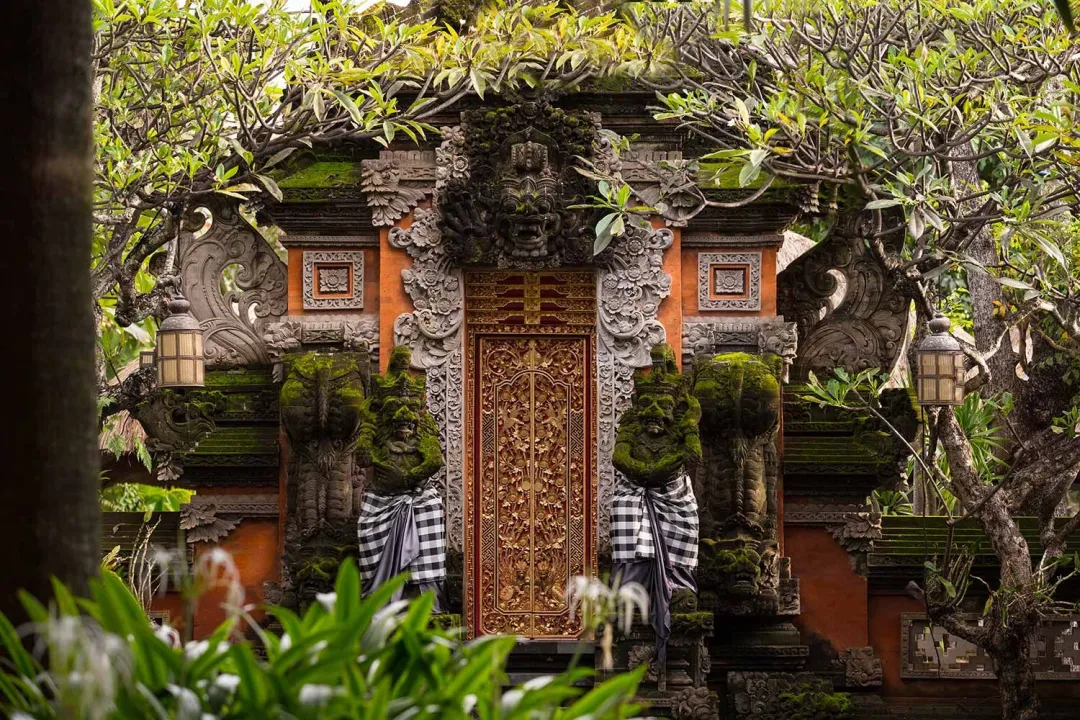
(303, 250), (364, 310)
(698, 251), (761, 311)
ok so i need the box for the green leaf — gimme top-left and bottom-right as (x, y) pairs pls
(262, 147), (297, 169)
(255, 173), (283, 203)
(865, 198), (901, 210)
(332, 89), (364, 126)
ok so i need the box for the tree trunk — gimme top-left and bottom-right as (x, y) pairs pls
(993, 629), (1040, 720)
(0, 0), (98, 619)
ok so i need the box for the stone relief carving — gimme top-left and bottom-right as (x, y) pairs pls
(180, 503), (239, 544)
(837, 646), (884, 688)
(389, 203), (465, 551)
(302, 250), (364, 310)
(829, 510), (883, 555)
(682, 318), (797, 381)
(597, 224), (674, 546)
(635, 159), (705, 227)
(177, 196), (287, 367)
(670, 687), (720, 720)
(278, 350), (370, 607)
(777, 211), (910, 381)
(697, 251), (762, 311)
(360, 159), (425, 226)
(180, 494), (280, 545)
(437, 100), (602, 269)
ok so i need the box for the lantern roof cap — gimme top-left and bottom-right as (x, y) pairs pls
(920, 312), (961, 352)
(160, 294), (201, 332)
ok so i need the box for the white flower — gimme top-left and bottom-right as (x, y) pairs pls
(184, 640), (210, 661)
(279, 633), (292, 652)
(462, 694), (478, 713)
(213, 674), (240, 692)
(523, 675), (554, 691)
(298, 684), (337, 707)
(315, 591), (337, 613)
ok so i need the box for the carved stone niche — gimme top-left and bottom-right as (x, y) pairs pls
(276, 349), (370, 609)
(692, 352), (798, 617)
(437, 98), (613, 269)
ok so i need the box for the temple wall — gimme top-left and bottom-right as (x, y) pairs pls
(192, 518), (280, 638)
(786, 525), (868, 657)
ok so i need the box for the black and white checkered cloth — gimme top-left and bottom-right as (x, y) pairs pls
(611, 474), (699, 569)
(357, 483), (446, 591)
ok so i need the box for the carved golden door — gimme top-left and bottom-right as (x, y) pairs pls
(465, 272), (596, 638)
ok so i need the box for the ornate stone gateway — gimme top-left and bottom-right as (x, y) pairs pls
(464, 271), (597, 638)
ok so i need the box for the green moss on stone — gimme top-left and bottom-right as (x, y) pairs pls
(671, 611), (713, 635)
(776, 683), (854, 720)
(277, 161), (360, 189)
(429, 613), (463, 631)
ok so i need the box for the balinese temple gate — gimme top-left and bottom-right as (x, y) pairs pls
(123, 92), (1080, 719)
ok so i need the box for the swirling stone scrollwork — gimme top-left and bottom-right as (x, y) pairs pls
(389, 203), (465, 551)
(597, 225), (674, 546)
(360, 159), (425, 227)
(777, 212), (910, 381)
(178, 196), (287, 367)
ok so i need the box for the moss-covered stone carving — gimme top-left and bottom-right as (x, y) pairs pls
(278, 349), (370, 608)
(355, 346), (447, 601)
(693, 352), (787, 615)
(357, 346), (444, 494)
(612, 344), (702, 488)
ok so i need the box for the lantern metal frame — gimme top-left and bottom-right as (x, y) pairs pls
(156, 293), (205, 388)
(916, 313), (965, 406)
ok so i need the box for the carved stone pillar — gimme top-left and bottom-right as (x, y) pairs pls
(275, 349), (370, 609)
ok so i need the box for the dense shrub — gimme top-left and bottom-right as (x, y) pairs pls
(0, 561), (644, 719)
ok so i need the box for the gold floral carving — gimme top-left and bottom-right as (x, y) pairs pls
(465, 271), (596, 639)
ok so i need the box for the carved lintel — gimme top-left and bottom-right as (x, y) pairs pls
(264, 316), (379, 380)
(360, 159), (425, 226)
(837, 646), (883, 688)
(682, 317), (797, 381)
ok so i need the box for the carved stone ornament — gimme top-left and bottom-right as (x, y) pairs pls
(264, 316), (378, 380)
(682, 318), (797, 381)
(838, 646), (884, 688)
(134, 389), (226, 481)
(697, 251), (762, 312)
(302, 250), (364, 310)
(634, 159), (705, 227)
(728, 671), (835, 720)
(180, 504), (239, 544)
(829, 510), (883, 555)
(389, 203), (465, 550)
(777, 211), (910, 381)
(360, 159), (425, 227)
(436, 100), (604, 269)
(279, 351), (370, 607)
(180, 492), (279, 544)
(597, 224), (674, 545)
(177, 195), (287, 367)
(670, 686), (720, 720)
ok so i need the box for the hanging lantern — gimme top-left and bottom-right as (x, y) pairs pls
(156, 294), (204, 388)
(916, 313), (965, 406)
(139, 349), (155, 368)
